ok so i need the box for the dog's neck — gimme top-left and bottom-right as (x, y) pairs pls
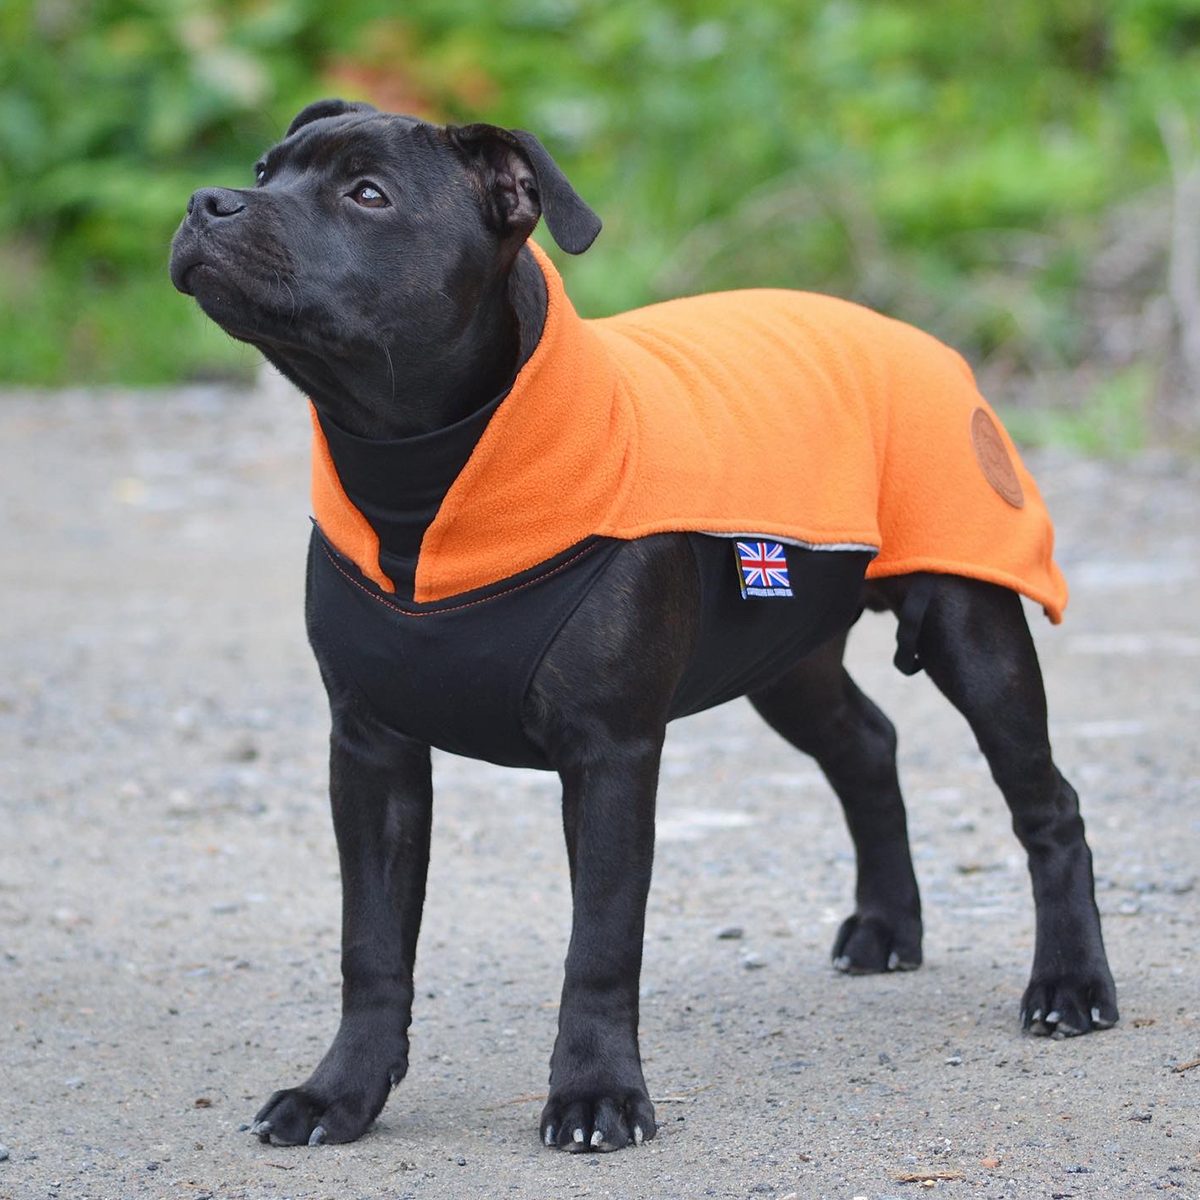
(264, 244), (548, 441)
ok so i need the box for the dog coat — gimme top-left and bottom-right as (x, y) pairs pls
(306, 242), (1066, 767)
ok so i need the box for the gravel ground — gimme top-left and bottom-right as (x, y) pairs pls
(1, 382), (1198, 1200)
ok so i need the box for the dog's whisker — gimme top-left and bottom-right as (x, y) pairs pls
(382, 343), (396, 403)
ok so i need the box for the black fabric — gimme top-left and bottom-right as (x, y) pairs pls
(307, 528), (627, 768)
(307, 526), (871, 770)
(674, 535), (872, 716)
(315, 393), (507, 601)
(892, 572), (938, 676)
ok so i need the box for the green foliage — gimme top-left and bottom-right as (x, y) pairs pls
(2, 0), (1198, 426)
(1000, 365), (1154, 454)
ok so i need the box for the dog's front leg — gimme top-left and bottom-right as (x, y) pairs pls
(527, 535), (699, 1152)
(252, 716), (432, 1145)
(539, 731), (662, 1152)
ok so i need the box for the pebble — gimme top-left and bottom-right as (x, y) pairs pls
(0, 1143), (8, 1163)
(716, 925), (744, 940)
(741, 952), (767, 969)
(227, 735), (259, 762)
(944, 1055), (963, 1066)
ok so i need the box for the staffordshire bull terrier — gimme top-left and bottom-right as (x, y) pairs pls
(169, 98), (1117, 1154)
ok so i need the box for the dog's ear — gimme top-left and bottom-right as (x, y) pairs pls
(287, 98), (377, 138)
(448, 123), (601, 255)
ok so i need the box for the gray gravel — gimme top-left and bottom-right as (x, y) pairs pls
(1, 382), (1198, 1199)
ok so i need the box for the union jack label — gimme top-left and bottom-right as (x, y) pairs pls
(735, 540), (793, 598)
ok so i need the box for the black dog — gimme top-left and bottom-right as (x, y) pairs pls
(169, 99), (1117, 1154)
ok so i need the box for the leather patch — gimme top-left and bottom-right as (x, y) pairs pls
(970, 407), (1024, 508)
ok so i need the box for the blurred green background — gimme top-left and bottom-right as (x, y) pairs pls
(2, 0), (1199, 448)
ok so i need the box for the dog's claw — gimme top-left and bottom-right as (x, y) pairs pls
(832, 910), (924, 975)
(308, 1125), (326, 1146)
(1022, 972), (1118, 1038)
(541, 1086), (656, 1153)
(251, 1120), (272, 1143)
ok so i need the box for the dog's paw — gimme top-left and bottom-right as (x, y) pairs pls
(251, 1074), (394, 1146)
(539, 1090), (656, 1153)
(832, 910), (922, 975)
(1021, 971), (1118, 1038)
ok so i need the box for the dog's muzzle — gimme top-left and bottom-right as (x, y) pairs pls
(169, 187), (248, 294)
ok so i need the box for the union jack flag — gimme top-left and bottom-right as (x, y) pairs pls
(736, 540), (793, 597)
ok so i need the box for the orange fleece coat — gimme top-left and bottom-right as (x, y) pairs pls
(312, 241), (1066, 619)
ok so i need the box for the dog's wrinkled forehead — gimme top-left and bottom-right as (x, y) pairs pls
(259, 110), (436, 185)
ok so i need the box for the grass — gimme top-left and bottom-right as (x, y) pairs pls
(998, 365), (1153, 456)
(0, 245), (256, 386)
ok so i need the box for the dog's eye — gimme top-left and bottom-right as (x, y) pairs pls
(254, 164), (266, 185)
(351, 183), (390, 209)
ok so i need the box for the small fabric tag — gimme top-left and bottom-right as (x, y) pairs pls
(735, 540), (794, 598)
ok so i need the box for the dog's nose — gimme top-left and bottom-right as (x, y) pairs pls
(187, 187), (247, 221)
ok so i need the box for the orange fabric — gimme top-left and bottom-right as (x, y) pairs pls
(314, 241), (1067, 621)
(309, 402), (395, 592)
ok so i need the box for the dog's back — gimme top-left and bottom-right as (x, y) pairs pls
(406, 243), (1066, 619)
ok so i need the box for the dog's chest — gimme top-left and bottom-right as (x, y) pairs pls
(307, 530), (869, 769)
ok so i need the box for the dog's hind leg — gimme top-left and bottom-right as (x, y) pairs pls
(891, 573), (1118, 1037)
(750, 633), (924, 974)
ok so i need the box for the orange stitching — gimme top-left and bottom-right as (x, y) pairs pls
(320, 540), (601, 618)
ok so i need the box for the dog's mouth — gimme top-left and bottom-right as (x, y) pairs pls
(168, 237), (217, 297)
(169, 247), (258, 342)
(175, 259), (213, 296)
(170, 243), (312, 356)
(169, 224), (253, 297)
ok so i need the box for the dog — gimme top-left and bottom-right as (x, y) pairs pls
(169, 98), (1118, 1154)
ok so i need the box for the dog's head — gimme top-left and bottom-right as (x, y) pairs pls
(168, 99), (600, 361)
